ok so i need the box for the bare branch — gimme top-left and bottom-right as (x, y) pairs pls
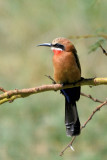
(1, 77), (107, 155)
(0, 77), (107, 105)
(81, 100), (107, 128)
(81, 92), (103, 103)
(68, 34), (107, 39)
(60, 100), (107, 156)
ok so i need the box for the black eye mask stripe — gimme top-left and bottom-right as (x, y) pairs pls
(52, 43), (65, 50)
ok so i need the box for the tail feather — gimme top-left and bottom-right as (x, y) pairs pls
(65, 100), (80, 136)
(61, 87), (81, 136)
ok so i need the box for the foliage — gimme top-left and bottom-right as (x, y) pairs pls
(89, 38), (106, 53)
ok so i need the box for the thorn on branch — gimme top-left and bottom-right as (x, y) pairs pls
(59, 136), (76, 156)
(70, 145), (75, 151)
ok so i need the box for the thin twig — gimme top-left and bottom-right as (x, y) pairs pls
(0, 87), (7, 92)
(68, 34), (107, 39)
(45, 75), (56, 84)
(81, 100), (107, 128)
(60, 100), (107, 156)
(99, 44), (107, 55)
(81, 92), (103, 103)
(60, 136), (76, 156)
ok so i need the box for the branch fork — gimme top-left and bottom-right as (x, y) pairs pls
(0, 77), (107, 155)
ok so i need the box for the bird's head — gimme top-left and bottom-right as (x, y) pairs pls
(37, 37), (76, 55)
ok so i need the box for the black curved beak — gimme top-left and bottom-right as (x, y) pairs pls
(37, 43), (52, 47)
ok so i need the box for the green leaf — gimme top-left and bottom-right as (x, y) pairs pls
(88, 38), (106, 53)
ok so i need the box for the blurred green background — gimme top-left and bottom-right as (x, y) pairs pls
(0, 0), (107, 159)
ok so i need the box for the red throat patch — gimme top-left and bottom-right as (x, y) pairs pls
(52, 49), (62, 55)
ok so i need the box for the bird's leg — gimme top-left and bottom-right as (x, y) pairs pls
(71, 77), (95, 88)
(71, 77), (84, 86)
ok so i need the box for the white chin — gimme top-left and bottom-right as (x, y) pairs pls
(51, 47), (63, 51)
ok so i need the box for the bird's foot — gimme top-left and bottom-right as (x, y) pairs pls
(61, 80), (80, 87)
(63, 77), (95, 86)
(72, 77), (85, 85)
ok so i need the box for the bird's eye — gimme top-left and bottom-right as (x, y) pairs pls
(53, 43), (65, 50)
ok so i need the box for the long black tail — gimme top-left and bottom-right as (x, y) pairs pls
(61, 87), (81, 136)
(65, 100), (80, 136)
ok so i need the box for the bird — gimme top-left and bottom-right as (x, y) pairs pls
(38, 37), (81, 136)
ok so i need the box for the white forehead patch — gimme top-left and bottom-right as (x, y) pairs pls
(51, 47), (63, 51)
